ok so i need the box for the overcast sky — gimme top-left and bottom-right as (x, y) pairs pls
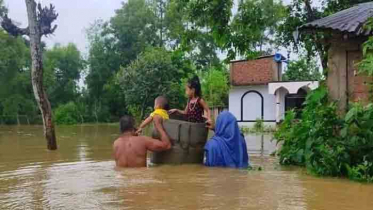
(4, 0), (315, 58)
(5, 0), (123, 55)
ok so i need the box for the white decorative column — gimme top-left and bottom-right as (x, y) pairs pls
(269, 81), (320, 123)
(275, 91), (281, 123)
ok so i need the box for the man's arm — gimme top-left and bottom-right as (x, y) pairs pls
(145, 115), (171, 151)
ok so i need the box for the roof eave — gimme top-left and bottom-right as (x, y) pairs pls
(299, 25), (372, 37)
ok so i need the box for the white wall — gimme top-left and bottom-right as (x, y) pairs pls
(278, 88), (287, 121)
(229, 85), (286, 127)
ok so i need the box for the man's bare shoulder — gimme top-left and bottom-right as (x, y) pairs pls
(114, 135), (154, 145)
(114, 136), (125, 144)
(133, 135), (161, 147)
(134, 135), (156, 142)
(113, 136), (131, 148)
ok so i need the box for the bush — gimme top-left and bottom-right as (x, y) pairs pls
(116, 47), (187, 120)
(54, 102), (79, 125)
(275, 86), (373, 182)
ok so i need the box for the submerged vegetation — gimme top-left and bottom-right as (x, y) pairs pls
(275, 16), (373, 183)
(275, 86), (373, 182)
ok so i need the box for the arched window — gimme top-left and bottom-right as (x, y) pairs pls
(240, 90), (264, 122)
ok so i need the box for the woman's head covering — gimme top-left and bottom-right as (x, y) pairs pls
(204, 111), (249, 168)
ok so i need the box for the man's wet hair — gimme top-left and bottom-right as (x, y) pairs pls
(120, 115), (136, 133)
(155, 96), (170, 111)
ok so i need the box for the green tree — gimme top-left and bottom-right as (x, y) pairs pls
(109, 0), (159, 66)
(277, 0), (372, 70)
(165, 0), (222, 70)
(0, 29), (38, 123)
(183, 0), (233, 45)
(0, 0), (7, 18)
(44, 43), (85, 108)
(85, 0), (221, 121)
(283, 56), (322, 81)
(85, 20), (126, 122)
(200, 68), (229, 107)
(177, 0), (285, 60)
(117, 47), (187, 119)
(230, 0), (285, 59)
(0, 30), (28, 94)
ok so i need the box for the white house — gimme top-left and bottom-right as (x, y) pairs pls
(229, 55), (319, 127)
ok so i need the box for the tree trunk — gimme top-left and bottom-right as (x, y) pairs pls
(16, 113), (20, 126)
(94, 100), (99, 123)
(304, 0), (316, 21)
(159, 0), (164, 47)
(140, 94), (149, 120)
(25, 0), (57, 150)
(80, 115), (84, 124)
(303, 0), (329, 71)
(140, 104), (146, 120)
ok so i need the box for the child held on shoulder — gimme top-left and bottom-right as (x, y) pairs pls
(169, 76), (212, 125)
(137, 96), (169, 135)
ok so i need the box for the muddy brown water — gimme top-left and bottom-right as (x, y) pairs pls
(1, 125), (373, 210)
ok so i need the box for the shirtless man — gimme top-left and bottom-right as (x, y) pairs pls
(113, 115), (171, 167)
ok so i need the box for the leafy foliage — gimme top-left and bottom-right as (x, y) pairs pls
(0, 0), (7, 18)
(200, 68), (229, 107)
(84, 0), (223, 122)
(117, 47), (188, 119)
(358, 19), (373, 77)
(275, 86), (373, 181)
(283, 56), (322, 81)
(0, 29), (38, 122)
(277, 0), (372, 71)
(358, 19), (373, 100)
(54, 102), (79, 125)
(44, 43), (85, 108)
(109, 0), (159, 66)
(184, 0), (233, 45)
(230, 0), (285, 58)
(181, 0), (285, 60)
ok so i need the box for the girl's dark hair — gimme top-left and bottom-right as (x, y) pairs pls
(187, 75), (202, 97)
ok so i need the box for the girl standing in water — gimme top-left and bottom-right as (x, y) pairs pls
(169, 76), (212, 124)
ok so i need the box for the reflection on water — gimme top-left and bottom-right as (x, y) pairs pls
(0, 125), (373, 210)
(245, 134), (278, 156)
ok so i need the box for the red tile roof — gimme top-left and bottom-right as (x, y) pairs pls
(230, 56), (277, 86)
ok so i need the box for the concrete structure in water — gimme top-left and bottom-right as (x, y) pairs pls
(229, 55), (319, 127)
(151, 119), (208, 164)
(300, 2), (373, 113)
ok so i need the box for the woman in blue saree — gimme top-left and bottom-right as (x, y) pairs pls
(204, 111), (249, 168)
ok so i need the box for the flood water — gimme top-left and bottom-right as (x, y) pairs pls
(1, 125), (373, 210)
